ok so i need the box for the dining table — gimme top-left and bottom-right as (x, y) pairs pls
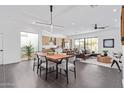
(36, 52), (73, 79)
(37, 52), (73, 61)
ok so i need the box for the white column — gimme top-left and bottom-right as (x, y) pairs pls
(38, 31), (42, 51)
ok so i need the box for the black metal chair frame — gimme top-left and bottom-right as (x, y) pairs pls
(33, 54), (41, 73)
(57, 57), (76, 84)
(39, 57), (57, 80)
(111, 54), (122, 72)
(111, 59), (121, 72)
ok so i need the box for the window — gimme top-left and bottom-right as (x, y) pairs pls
(21, 32), (38, 51)
(74, 39), (80, 49)
(74, 37), (98, 53)
(20, 32), (38, 60)
(79, 39), (84, 49)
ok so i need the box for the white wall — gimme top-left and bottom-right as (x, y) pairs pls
(0, 23), (43, 64)
(0, 6), (66, 65)
(70, 28), (122, 55)
(0, 8), (43, 64)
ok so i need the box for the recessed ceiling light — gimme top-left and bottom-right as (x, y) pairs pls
(113, 9), (117, 12)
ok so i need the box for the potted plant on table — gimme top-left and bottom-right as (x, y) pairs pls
(47, 49), (54, 55)
(103, 50), (108, 56)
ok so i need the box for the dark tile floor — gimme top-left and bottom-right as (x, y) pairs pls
(0, 60), (123, 88)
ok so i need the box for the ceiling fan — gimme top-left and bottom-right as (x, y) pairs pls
(34, 5), (64, 29)
(93, 24), (109, 29)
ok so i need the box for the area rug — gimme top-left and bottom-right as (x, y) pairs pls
(78, 58), (122, 69)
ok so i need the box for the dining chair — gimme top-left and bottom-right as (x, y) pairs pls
(39, 56), (56, 80)
(33, 54), (40, 73)
(111, 53), (122, 72)
(58, 55), (76, 84)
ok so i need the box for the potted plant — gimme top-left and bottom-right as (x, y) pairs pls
(103, 50), (108, 56)
(47, 49), (54, 55)
(21, 43), (34, 60)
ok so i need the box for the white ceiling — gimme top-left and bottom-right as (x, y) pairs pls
(0, 5), (122, 36)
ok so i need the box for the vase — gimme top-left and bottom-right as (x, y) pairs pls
(104, 53), (107, 56)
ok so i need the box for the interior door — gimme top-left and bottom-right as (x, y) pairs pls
(0, 34), (3, 65)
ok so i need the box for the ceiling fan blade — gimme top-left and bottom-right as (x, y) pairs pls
(97, 27), (105, 29)
(98, 26), (109, 29)
(35, 21), (64, 28)
(35, 21), (51, 25)
(33, 5), (64, 29)
(53, 24), (64, 28)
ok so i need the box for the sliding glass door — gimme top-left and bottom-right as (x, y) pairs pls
(79, 39), (85, 49)
(74, 37), (98, 53)
(75, 39), (80, 49)
(85, 37), (98, 52)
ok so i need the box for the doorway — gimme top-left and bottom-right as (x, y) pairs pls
(0, 33), (3, 65)
(20, 32), (38, 61)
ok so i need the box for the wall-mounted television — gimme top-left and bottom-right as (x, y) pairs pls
(103, 39), (114, 48)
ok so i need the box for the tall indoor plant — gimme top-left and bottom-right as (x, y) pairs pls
(21, 43), (34, 60)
